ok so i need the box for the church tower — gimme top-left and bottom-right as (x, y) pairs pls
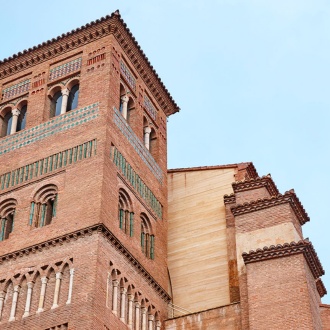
(0, 11), (178, 329)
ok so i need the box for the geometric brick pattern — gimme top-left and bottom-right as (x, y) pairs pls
(112, 147), (162, 219)
(113, 106), (163, 183)
(120, 60), (136, 91)
(0, 103), (99, 156)
(143, 94), (157, 121)
(2, 79), (30, 100)
(0, 139), (97, 191)
(49, 58), (82, 81)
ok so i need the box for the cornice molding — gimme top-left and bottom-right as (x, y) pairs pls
(224, 193), (236, 205)
(0, 11), (179, 117)
(231, 190), (309, 225)
(232, 175), (279, 196)
(316, 278), (327, 298)
(0, 223), (171, 302)
(242, 240), (324, 279)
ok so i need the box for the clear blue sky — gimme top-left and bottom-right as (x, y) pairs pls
(1, 1), (329, 303)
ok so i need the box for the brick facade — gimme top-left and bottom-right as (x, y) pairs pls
(0, 10), (328, 330)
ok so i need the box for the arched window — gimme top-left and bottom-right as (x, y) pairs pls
(29, 184), (58, 228)
(141, 213), (155, 259)
(0, 198), (17, 241)
(16, 104), (28, 132)
(67, 84), (79, 111)
(118, 189), (134, 237)
(50, 91), (63, 118)
(2, 111), (13, 136)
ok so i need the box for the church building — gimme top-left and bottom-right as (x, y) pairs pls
(0, 10), (329, 330)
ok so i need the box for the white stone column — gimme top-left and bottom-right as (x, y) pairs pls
(23, 282), (34, 318)
(9, 285), (20, 321)
(120, 287), (127, 322)
(148, 314), (154, 330)
(144, 126), (151, 150)
(128, 294), (134, 328)
(60, 88), (70, 114)
(112, 280), (119, 315)
(66, 268), (74, 305)
(135, 302), (140, 330)
(141, 307), (147, 330)
(10, 109), (20, 135)
(37, 276), (48, 313)
(156, 320), (161, 330)
(0, 291), (5, 320)
(51, 272), (62, 309)
(121, 95), (129, 119)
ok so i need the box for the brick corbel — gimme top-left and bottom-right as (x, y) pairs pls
(231, 190), (309, 225)
(242, 240), (324, 279)
(316, 278), (327, 298)
(232, 175), (279, 197)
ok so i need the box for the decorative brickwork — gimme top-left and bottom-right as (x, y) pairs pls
(0, 139), (96, 191)
(231, 190), (309, 225)
(120, 60), (136, 91)
(87, 53), (106, 66)
(316, 278), (327, 298)
(0, 103), (99, 156)
(0, 224), (170, 302)
(242, 240), (324, 279)
(45, 324), (68, 330)
(232, 175), (279, 196)
(112, 147), (162, 219)
(49, 58), (82, 81)
(113, 106), (163, 182)
(2, 79), (30, 100)
(224, 193), (236, 204)
(144, 94), (157, 121)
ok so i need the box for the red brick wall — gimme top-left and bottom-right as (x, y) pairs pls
(321, 304), (330, 329)
(246, 254), (322, 330)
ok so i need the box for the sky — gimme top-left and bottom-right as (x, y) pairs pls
(1, 0), (329, 303)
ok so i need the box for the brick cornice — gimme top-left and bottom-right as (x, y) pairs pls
(232, 175), (279, 196)
(224, 193), (236, 205)
(0, 224), (171, 302)
(316, 278), (327, 298)
(242, 240), (324, 279)
(231, 190), (309, 225)
(0, 11), (179, 117)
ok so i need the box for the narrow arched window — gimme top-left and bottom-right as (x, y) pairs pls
(141, 213), (155, 259)
(50, 91), (63, 118)
(0, 198), (17, 241)
(118, 189), (134, 237)
(16, 105), (27, 132)
(30, 184), (58, 228)
(4, 112), (13, 136)
(67, 84), (79, 111)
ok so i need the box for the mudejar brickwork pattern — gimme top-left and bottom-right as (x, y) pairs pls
(0, 9), (329, 330)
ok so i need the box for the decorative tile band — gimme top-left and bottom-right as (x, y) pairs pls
(0, 139), (97, 192)
(0, 103), (99, 156)
(144, 95), (157, 121)
(49, 58), (82, 81)
(120, 60), (136, 91)
(111, 147), (162, 219)
(2, 79), (30, 100)
(113, 107), (163, 183)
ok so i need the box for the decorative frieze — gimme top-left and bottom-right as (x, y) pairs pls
(242, 240), (324, 279)
(0, 224), (171, 302)
(232, 175), (279, 196)
(113, 106), (163, 183)
(112, 147), (162, 219)
(0, 103), (99, 157)
(144, 95), (157, 121)
(120, 60), (136, 91)
(87, 53), (106, 66)
(2, 79), (30, 100)
(231, 191), (309, 225)
(224, 194), (236, 205)
(49, 57), (82, 81)
(0, 139), (97, 192)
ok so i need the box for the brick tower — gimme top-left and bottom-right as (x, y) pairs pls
(0, 11), (178, 330)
